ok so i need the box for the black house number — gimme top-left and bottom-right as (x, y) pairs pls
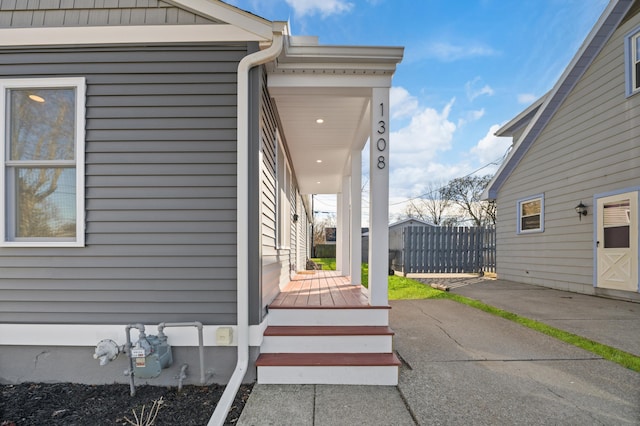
(377, 102), (386, 169)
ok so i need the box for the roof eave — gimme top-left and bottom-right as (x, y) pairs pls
(494, 93), (548, 137)
(275, 36), (404, 73)
(165, 0), (275, 41)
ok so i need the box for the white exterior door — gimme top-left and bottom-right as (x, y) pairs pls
(596, 191), (638, 291)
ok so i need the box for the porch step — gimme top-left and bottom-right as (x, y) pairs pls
(261, 326), (394, 353)
(256, 353), (401, 385)
(267, 306), (390, 326)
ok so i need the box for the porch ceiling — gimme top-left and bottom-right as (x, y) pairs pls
(266, 37), (403, 195)
(269, 87), (371, 194)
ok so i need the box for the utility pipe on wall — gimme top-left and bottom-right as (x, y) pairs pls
(157, 321), (205, 384)
(207, 23), (286, 426)
(124, 323), (146, 396)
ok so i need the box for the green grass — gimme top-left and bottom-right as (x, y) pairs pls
(442, 292), (640, 372)
(310, 258), (336, 270)
(312, 258), (449, 299)
(310, 257), (640, 373)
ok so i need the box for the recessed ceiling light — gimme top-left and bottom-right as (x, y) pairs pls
(316, 181), (321, 184)
(316, 118), (324, 124)
(28, 94), (45, 103)
(316, 159), (322, 163)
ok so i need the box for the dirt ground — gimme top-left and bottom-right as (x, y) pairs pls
(0, 382), (253, 425)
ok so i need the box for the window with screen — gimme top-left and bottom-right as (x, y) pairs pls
(1, 78), (85, 246)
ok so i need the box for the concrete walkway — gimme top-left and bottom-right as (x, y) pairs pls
(238, 281), (640, 425)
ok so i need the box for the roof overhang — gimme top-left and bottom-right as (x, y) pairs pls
(268, 36), (404, 194)
(494, 93), (547, 137)
(0, 0), (277, 47)
(166, 0), (274, 40)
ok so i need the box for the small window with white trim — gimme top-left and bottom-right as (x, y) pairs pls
(625, 27), (640, 96)
(517, 195), (544, 234)
(1, 78), (85, 247)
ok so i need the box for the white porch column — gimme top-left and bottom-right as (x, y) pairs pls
(350, 150), (362, 285)
(368, 87), (390, 306)
(336, 193), (343, 272)
(338, 176), (351, 276)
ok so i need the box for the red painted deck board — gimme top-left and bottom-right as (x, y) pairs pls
(270, 271), (375, 309)
(263, 326), (394, 336)
(256, 352), (401, 367)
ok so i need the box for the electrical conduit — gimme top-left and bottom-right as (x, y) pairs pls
(207, 23), (286, 426)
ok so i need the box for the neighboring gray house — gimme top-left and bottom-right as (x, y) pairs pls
(0, 0), (403, 413)
(484, 0), (639, 302)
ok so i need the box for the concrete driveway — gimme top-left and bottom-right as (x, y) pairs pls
(391, 299), (640, 425)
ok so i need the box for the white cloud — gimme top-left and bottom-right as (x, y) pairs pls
(465, 77), (494, 101)
(390, 86), (419, 119)
(387, 99), (457, 198)
(468, 109), (485, 121)
(517, 93), (538, 104)
(457, 108), (485, 128)
(418, 41), (498, 62)
(470, 124), (512, 170)
(284, 0), (353, 17)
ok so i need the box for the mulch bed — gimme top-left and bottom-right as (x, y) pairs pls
(0, 382), (253, 425)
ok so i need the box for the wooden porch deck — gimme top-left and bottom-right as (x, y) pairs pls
(269, 271), (370, 308)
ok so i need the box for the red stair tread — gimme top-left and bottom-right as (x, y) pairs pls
(268, 304), (391, 310)
(264, 326), (394, 336)
(256, 352), (401, 367)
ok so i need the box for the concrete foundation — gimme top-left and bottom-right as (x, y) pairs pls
(0, 345), (259, 386)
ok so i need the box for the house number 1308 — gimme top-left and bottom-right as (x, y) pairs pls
(377, 102), (387, 169)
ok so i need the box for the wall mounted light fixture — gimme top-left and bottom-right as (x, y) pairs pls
(575, 201), (587, 220)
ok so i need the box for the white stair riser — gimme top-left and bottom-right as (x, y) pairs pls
(261, 335), (392, 353)
(268, 309), (388, 326)
(257, 365), (399, 385)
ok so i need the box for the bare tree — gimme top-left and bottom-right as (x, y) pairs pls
(440, 175), (495, 226)
(312, 214), (336, 246)
(398, 181), (451, 225)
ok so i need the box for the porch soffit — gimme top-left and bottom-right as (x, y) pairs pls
(267, 38), (404, 195)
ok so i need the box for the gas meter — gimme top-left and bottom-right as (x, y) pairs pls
(131, 333), (173, 379)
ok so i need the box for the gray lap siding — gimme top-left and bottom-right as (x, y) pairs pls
(0, 44), (247, 325)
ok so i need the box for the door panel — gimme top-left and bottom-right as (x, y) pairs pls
(596, 191), (638, 291)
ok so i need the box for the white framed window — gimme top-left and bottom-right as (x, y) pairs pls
(1, 77), (85, 247)
(517, 194), (544, 234)
(625, 26), (640, 97)
(275, 130), (291, 249)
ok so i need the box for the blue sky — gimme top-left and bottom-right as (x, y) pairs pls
(228, 0), (609, 218)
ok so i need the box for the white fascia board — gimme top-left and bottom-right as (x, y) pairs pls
(282, 43), (404, 65)
(0, 321), (268, 347)
(268, 73), (394, 89)
(274, 62), (399, 74)
(0, 24), (266, 47)
(165, 0), (274, 40)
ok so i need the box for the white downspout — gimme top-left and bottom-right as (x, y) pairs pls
(208, 23), (285, 426)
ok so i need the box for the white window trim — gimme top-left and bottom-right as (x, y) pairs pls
(517, 194), (544, 235)
(0, 77), (85, 247)
(275, 130), (292, 250)
(624, 25), (640, 97)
